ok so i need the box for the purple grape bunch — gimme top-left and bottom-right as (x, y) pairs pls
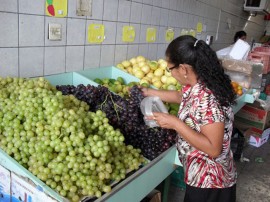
(56, 84), (177, 160)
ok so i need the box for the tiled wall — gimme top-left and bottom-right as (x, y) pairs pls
(0, 0), (267, 77)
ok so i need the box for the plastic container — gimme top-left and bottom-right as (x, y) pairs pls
(140, 96), (168, 127)
(248, 52), (270, 74)
(228, 39), (250, 60)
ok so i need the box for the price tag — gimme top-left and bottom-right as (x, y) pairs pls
(122, 26), (135, 42)
(46, 0), (67, 17)
(165, 28), (174, 42)
(189, 29), (196, 37)
(180, 28), (189, 36)
(196, 22), (203, 33)
(146, 28), (156, 43)
(88, 24), (105, 43)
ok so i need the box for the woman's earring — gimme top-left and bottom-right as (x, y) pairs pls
(184, 75), (187, 79)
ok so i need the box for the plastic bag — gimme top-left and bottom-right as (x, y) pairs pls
(140, 96), (168, 128)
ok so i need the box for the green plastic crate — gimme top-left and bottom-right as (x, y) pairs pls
(171, 166), (186, 190)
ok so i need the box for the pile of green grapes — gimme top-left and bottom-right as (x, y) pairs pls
(0, 77), (146, 201)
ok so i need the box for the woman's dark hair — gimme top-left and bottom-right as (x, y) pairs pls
(165, 35), (236, 107)
(233, 31), (247, 43)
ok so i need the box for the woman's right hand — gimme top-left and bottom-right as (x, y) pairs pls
(140, 86), (149, 97)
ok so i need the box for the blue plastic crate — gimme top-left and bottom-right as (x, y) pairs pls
(45, 72), (97, 87)
(76, 66), (140, 85)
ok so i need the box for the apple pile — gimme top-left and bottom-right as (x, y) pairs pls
(93, 77), (138, 98)
(116, 56), (181, 90)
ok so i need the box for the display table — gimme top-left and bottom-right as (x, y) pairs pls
(0, 68), (258, 202)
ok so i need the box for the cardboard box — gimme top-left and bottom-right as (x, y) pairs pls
(0, 164), (11, 202)
(11, 173), (57, 202)
(234, 101), (270, 133)
(248, 128), (270, 147)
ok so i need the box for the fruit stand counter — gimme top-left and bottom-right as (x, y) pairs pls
(0, 145), (180, 202)
(0, 68), (258, 202)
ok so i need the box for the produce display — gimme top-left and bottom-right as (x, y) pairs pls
(231, 81), (243, 96)
(116, 56), (181, 90)
(56, 84), (177, 161)
(0, 77), (146, 201)
(93, 76), (138, 98)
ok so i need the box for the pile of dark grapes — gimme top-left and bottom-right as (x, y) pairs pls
(56, 84), (177, 160)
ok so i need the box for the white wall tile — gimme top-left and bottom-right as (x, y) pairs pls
(103, 0), (118, 21)
(118, 0), (131, 22)
(158, 27), (167, 43)
(100, 45), (115, 67)
(103, 21), (117, 44)
(66, 46), (84, 72)
(143, 0), (153, 5)
(148, 44), (157, 60)
(127, 44), (139, 59)
(0, 48), (18, 77)
(138, 44), (149, 58)
(174, 28), (181, 39)
(114, 45), (128, 64)
(153, 0), (162, 7)
(183, 0), (190, 13)
(67, 18), (86, 45)
(84, 45), (101, 68)
(168, 11), (176, 27)
(157, 44), (166, 59)
(170, 0), (178, 10)
(141, 4), (152, 24)
(19, 47), (44, 77)
(162, 0), (169, 9)
(190, 0), (197, 15)
(139, 24), (148, 43)
(160, 8), (169, 26)
(0, 13), (18, 47)
(89, 0), (104, 20)
(45, 17), (66, 46)
(44, 47), (65, 75)
(19, 14), (44, 47)
(0, 0), (17, 12)
(177, 0), (184, 11)
(151, 7), (161, 26)
(19, 0), (44, 15)
(130, 2), (142, 23)
(187, 14), (194, 29)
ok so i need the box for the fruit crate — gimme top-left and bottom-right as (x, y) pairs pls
(45, 72), (97, 86)
(76, 66), (140, 85)
(0, 148), (67, 202)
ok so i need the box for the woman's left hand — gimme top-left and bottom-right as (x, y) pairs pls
(146, 112), (179, 129)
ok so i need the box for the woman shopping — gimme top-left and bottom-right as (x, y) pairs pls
(141, 35), (237, 202)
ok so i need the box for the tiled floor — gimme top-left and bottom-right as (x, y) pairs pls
(166, 141), (270, 202)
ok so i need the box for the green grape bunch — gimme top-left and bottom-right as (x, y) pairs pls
(0, 76), (146, 202)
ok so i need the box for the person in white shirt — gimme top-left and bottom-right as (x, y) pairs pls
(216, 31), (247, 58)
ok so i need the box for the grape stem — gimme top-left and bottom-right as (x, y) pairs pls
(100, 92), (122, 122)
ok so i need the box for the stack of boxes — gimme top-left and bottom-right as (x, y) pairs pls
(234, 101), (270, 147)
